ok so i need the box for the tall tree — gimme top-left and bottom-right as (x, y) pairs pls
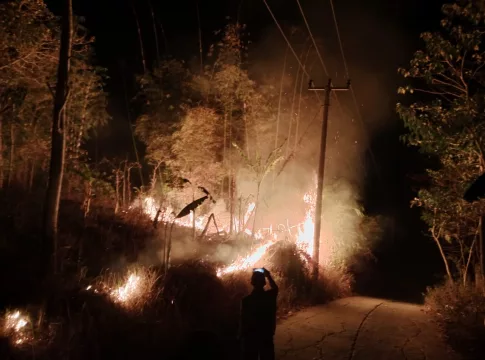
(0, 0), (59, 188)
(397, 1), (485, 281)
(44, 0), (73, 274)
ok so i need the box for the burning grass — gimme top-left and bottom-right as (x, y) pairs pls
(0, 186), (356, 359)
(0, 307), (55, 353)
(216, 240), (277, 277)
(87, 266), (160, 312)
(0, 249), (352, 360)
(2, 310), (32, 346)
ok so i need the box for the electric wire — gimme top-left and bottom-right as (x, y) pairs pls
(262, 0), (324, 110)
(262, 0), (321, 102)
(294, 0), (344, 111)
(295, 0), (329, 77)
(329, 0), (350, 78)
(328, 0), (380, 176)
(262, 0), (311, 78)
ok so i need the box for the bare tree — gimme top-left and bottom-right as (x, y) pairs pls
(43, 0), (73, 274)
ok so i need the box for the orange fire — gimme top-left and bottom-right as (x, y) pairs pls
(216, 240), (277, 277)
(86, 268), (157, 311)
(296, 189), (317, 259)
(110, 273), (142, 304)
(137, 197), (256, 235)
(136, 181), (319, 277)
(3, 310), (32, 346)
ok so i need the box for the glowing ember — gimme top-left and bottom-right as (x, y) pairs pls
(217, 240), (276, 277)
(3, 310), (31, 346)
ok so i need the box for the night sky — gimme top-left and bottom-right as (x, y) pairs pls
(46, 0), (448, 300)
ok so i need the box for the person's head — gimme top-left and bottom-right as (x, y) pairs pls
(250, 271), (266, 289)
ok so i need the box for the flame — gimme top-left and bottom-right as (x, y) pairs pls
(135, 196), (259, 235)
(86, 268), (157, 311)
(3, 310), (31, 346)
(216, 183), (318, 276)
(217, 240), (276, 277)
(110, 273), (142, 304)
(296, 208), (315, 259)
(296, 179), (317, 260)
(135, 180), (320, 277)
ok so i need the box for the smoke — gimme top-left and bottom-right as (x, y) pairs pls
(131, 0), (400, 271)
(229, 0), (399, 268)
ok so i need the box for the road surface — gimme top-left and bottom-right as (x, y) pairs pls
(275, 296), (460, 360)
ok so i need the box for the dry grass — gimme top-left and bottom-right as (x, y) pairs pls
(91, 266), (161, 313)
(0, 187), (354, 360)
(425, 280), (485, 360)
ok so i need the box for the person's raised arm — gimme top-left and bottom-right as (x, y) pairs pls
(263, 268), (278, 292)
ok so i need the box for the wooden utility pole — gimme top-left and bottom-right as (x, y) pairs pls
(308, 78), (350, 283)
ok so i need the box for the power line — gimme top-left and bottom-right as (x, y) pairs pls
(295, 0), (328, 77)
(262, 0), (325, 117)
(329, 0), (350, 78)
(262, 0), (311, 79)
(328, 0), (380, 177)
(294, 0), (346, 137)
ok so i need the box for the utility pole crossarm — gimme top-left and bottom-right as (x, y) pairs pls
(308, 79), (351, 91)
(308, 78), (350, 285)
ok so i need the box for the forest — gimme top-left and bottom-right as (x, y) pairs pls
(1, 0), (485, 359)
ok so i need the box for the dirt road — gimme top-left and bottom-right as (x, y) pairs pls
(275, 296), (460, 360)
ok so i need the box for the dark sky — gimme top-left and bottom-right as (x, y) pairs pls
(46, 0), (447, 159)
(47, 0), (448, 300)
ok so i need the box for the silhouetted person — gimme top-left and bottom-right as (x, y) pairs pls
(240, 268), (278, 360)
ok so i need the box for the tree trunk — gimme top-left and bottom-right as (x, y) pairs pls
(294, 45), (311, 151)
(0, 115), (3, 189)
(114, 170), (120, 214)
(127, 166), (132, 204)
(150, 164), (158, 191)
(243, 110), (250, 158)
(196, 0), (203, 73)
(480, 215), (485, 280)
(252, 183), (261, 239)
(286, 60), (302, 159)
(75, 76), (93, 160)
(222, 113), (227, 195)
(28, 161), (35, 192)
(7, 123), (14, 187)
(165, 221), (175, 273)
(229, 174), (235, 234)
(123, 160), (127, 207)
(432, 232), (453, 281)
(148, 0), (161, 65)
(131, 1), (146, 73)
(273, 46), (289, 188)
(192, 187), (196, 241)
(464, 236), (476, 285)
(44, 0), (73, 275)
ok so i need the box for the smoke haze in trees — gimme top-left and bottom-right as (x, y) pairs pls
(228, 0), (405, 266)
(103, 0), (417, 270)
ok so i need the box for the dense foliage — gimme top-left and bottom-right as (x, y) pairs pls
(398, 2), (485, 358)
(0, 0), (111, 203)
(397, 0), (485, 282)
